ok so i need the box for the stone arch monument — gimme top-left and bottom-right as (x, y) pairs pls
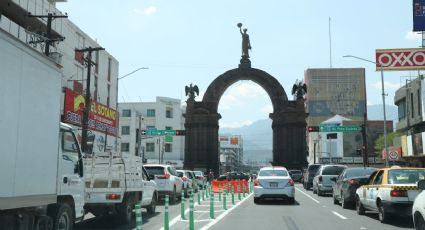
(183, 24), (307, 175)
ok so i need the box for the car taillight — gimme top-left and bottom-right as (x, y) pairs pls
(157, 173), (170, 179)
(254, 179), (260, 186)
(390, 190), (407, 197)
(348, 179), (359, 186)
(182, 176), (187, 182)
(318, 176), (322, 182)
(106, 194), (121, 200)
(288, 179), (294, 186)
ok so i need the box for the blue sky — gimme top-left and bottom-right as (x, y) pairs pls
(57, 1), (421, 128)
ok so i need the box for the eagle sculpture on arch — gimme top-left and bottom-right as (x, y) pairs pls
(185, 83), (199, 100)
(291, 80), (307, 101)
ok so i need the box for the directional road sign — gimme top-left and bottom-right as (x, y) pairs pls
(319, 125), (361, 132)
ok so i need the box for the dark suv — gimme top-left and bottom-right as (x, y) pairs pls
(303, 164), (321, 190)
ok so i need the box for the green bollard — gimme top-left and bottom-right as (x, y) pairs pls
(223, 194), (227, 210)
(202, 189), (205, 201)
(164, 195), (169, 230)
(232, 187), (235, 205)
(181, 190), (185, 220)
(135, 204), (142, 230)
(198, 190), (201, 205)
(219, 192), (221, 201)
(238, 184), (241, 200)
(189, 193), (194, 230)
(243, 184), (246, 197)
(210, 192), (215, 219)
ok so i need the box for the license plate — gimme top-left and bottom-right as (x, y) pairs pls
(270, 182), (278, 188)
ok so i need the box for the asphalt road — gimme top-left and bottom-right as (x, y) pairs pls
(75, 184), (415, 230)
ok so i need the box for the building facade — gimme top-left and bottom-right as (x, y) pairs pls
(1, 0), (119, 151)
(118, 97), (185, 168)
(394, 76), (425, 166)
(305, 68), (368, 164)
(219, 135), (243, 174)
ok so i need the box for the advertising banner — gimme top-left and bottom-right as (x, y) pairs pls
(63, 88), (118, 136)
(219, 135), (242, 148)
(376, 48), (425, 71)
(414, 0), (425, 31)
(382, 146), (402, 161)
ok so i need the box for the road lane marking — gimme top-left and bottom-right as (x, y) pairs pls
(295, 187), (320, 204)
(200, 193), (253, 230)
(332, 211), (347, 220)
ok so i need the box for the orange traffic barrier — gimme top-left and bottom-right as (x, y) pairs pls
(212, 180), (249, 193)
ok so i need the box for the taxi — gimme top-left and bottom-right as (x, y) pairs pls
(355, 166), (425, 223)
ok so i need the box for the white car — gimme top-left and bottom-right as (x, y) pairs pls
(413, 180), (425, 230)
(144, 164), (183, 203)
(141, 166), (158, 214)
(253, 166), (295, 204)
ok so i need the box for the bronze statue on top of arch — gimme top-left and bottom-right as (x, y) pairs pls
(238, 23), (252, 68)
(291, 80), (307, 101)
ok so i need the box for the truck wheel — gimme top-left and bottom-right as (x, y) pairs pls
(356, 197), (365, 215)
(47, 203), (74, 230)
(118, 195), (135, 224)
(147, 194), (157, 214)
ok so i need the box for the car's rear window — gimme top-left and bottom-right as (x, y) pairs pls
(259, 170), (288, 177)
(177, 171), (184, 177)
(388, 169), (425, 184)
(194, 171), (203, 176)
(345, 168), (376, 178)
(308, 165), (321, 173)
(145, 166), (165, 175)
(322, 166), (346, 175)
(290, 170), (302, 174)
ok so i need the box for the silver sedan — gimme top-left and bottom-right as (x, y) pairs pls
(253, 166), (295, 204)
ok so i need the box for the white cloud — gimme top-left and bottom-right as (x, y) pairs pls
(221, 120), (253, 128)
(133, 6), (157, 16)
(370, 81), (400, 90)
(261, 104), (273, 115)
(219, 82), (266, 110)
(405, 31), (422, 41)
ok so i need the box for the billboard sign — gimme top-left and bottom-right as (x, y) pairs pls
(376, 48), (425, 71)
(414, 0), (425, 31)
(63, 88), (118, 136)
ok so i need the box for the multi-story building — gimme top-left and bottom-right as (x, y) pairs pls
(219, 135), (243, 174)
(1, 0), (119, 151)
(394, 76), (425, 166)
(118, 97), (185, 168)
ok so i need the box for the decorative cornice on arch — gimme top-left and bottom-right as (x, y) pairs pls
(201, 68), (288, 113)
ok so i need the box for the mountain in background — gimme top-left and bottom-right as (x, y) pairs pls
(219, 104), (398, 162)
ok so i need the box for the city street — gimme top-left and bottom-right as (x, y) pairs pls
(75, 184), (415, 230)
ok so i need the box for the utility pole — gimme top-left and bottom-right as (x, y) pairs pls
(75, 47), (105, 153)
(362, 112), (368, 167)
(28, 13), (67, 56)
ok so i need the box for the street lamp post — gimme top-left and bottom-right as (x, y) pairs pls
(343, 55), (389, 167)
(115, 67), (149, 151)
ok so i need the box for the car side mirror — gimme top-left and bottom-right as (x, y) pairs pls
(149, 174), (155, 180)
(418, 180), (425, 190)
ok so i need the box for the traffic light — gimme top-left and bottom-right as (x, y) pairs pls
(175, 130), (186, 136)
(307, 126), (320, 132)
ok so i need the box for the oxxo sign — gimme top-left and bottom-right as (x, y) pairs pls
(376, 48), (425, 71)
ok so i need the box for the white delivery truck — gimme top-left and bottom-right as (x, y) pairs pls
(0, 29), (85, 229)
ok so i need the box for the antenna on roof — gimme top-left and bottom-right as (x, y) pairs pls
(329, 17), (333, 68)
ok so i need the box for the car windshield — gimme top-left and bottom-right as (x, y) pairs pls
(145, 167), (165, 175)
(259, 169), (288, 177)
(388, 169), (425, 184)
(322, 166), (346, 175)
(345, 168), (376, 178)
(177, 171), (184, 177)
(308, 165), (321, 173)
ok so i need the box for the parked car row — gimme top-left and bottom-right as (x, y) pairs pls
(302, 163), (425, 229)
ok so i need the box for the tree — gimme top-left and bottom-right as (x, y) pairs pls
(374, 131), (402, 157)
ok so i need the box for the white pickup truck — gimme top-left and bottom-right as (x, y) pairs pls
(84, 152), (158, 223)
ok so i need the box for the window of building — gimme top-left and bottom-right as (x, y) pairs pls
(166, 107), (173, 118)
(147, 109), (156, 117)
(397, 99), (406, 121)
(146, 126), (156, 130)
(122, 109), (131, 117)
(146, 143), (155, 152)
(121, 126), (130, 135)
(411, 93), (414, 118)
(165, 143), (172, 152)
(165, 126), (172, 130)
(121, 143), (130, 152)
(107, 57), (112, 82)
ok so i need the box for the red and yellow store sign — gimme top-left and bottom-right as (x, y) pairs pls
(63, 88), (117, 136)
